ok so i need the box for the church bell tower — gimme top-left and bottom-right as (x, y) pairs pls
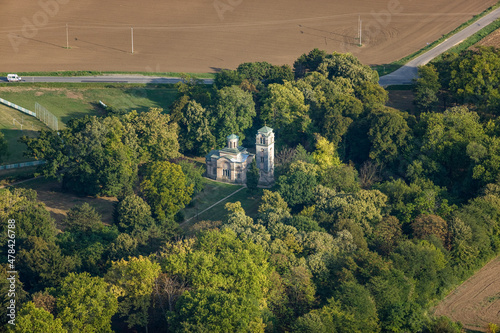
(255, 126), (274, 185)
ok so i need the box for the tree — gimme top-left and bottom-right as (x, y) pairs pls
(314, 186), (387, 235)
(63, 203), (102, 232)
(277, 161), (318, 207)
(312, 135), (341, 169)
(0, 188), (57, 243)
(391, 240), (447, 304)
(293, 48), (328, 78)
(213, 85), (256, 147)
(334, 281), (381, 332)
(372, 216), (403, 255)
(178, 100), (216, 155)
(160, 229), (270, 298)
(171, 289), (264, 332)
(0, 132), (8, 163)
(124, 108), (179, 162)
(237, 61), (273, 82)
(14, 302), (66, 333)
(320, 164), (360, 193)
(267, 64), (294, 84)
(247, 159), (260, 193)
(317, 52), (379, 86)
(367, 108), (411, 165)
(56, 272), (118, 333)
(105, 256), (161, 330)
(355, 81), (388, 109)
(260, 81), (311, 144)
(257, 190), (292, 226)
(22, 116), (139, 197)
(141, 161), (193, 220)
(31, 291), (56, 315)
(411, 214), (448, 245)
(114, 194), (155, 232)
(418, 106), (486, 195)
(177, 159), (206, 195)
(214, 69), (243, 89)
(17, 237), (77, 291)
(413, 64), (440, 113)
(319, 95), (362, 147)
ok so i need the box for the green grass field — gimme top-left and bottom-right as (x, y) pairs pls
(0, 84), (179, 164)
(182, 180), (264, 229)
(0, 104), (47, 164)
(0, 84), (178, 126)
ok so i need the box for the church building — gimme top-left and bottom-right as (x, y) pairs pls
(205, 126), (275, 185)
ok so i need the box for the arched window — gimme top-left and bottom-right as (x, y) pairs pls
(223, 162), (231, 178)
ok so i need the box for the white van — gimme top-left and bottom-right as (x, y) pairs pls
(7, 74), (21, 82)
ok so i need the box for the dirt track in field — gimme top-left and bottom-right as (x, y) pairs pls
(0, 0), (496, 73)
(433, 257), (500, 332)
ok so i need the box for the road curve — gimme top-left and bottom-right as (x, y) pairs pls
(0, 75), (213, 85)
(379, 7), (500, 86)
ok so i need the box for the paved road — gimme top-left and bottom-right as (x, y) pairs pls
(379, 7), (500, 86)
(0, 75), (214, 85)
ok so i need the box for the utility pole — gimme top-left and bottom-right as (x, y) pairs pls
(131, 27), (134, 54)
(358, 15), (362, 46)
(66, 23), (69, 49)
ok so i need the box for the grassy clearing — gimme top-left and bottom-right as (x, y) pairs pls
(183, 183), (264, 229)
(0, 103), (47, 164)
(0, 84), (178, 126)
(182, 181), (242, 221)
(0, 71), (215, 79)
(373, 1), (500, 76)
(0, 167), (37, 186)
(14, 177), (117, 228)
(0, 84), (178, 164)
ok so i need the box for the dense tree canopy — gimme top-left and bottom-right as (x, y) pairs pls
(141, 161), (193, 220)
(11, 48), (500, 332)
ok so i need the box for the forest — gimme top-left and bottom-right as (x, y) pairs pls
(1, 48), (500, 332)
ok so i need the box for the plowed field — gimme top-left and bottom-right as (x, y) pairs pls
(433, 257), (500, 332)
(0, 0), (496, 73)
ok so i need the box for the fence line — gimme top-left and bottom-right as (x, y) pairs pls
(0, 97), (36, 117)
(0, 160), (46, 171)
(35, 102), (58, 131)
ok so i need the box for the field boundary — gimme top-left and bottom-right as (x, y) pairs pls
(0, 97), (36, 117)
(0, 160), (45, 170)
(374, 1), (500, 76)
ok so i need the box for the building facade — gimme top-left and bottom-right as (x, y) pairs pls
(205, 126), (275, 185)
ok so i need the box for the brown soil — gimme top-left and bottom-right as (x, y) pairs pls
(474, 27), (500, 48)
(23, 179), (117, 230)
(433, 257), (500, 332)
(0, 0), (496, 73)
(387, 89), (416, 113)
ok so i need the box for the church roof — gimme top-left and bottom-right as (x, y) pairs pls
(227, 134), (239, 140)
(258, 126), (273, 134)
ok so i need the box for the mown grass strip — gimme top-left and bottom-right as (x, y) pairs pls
(431, 18), (500, 62)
